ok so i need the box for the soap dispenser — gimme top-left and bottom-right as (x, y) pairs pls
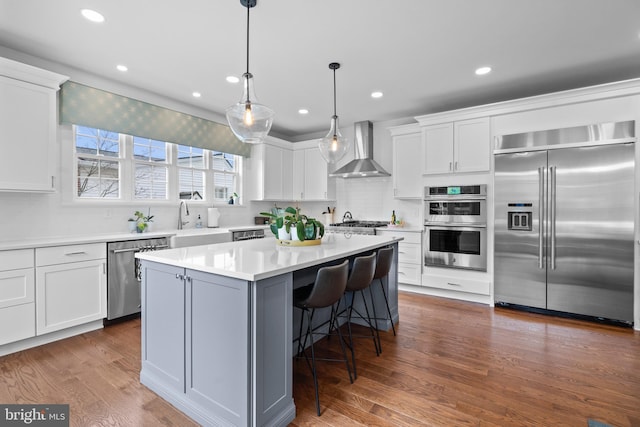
(195, 214), (203, 228)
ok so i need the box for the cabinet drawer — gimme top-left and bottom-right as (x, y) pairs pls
(398, 262), (421, 286)
(36, 243), (106, 266)
(0, 303), (35, 345)
(423, 273), (490, 295)
(376, 230), (422, 244)
(0, 268), (35, 309)
(0, 249), (34, 270)
(398, 242), (421, 264)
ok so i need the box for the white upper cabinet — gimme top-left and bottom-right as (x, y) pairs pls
(0, 57), (68, 192)
(292, 145), (332, 201)
(249, 141), (332, 201)
(248, 142), (293, 201)
(422, 117), (490, 175)
(390, 125), (422, 199)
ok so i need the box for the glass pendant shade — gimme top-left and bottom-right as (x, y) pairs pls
(226, 73), (274, 144)
(318, 115), (350, 163)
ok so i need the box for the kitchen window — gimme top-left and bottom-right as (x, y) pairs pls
(211, 151), (241, 203)
(133, 137), (168, 200)
(75, 126), (122, 198)
(72, 125), (242, 204)
(177, 145), (205, 200)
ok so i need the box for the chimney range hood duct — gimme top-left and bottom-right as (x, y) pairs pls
(329, 121), (390, 178)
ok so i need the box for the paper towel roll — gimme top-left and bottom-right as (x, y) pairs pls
(207, 208), (220, 228)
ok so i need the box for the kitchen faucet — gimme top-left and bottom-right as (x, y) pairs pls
(178, 200), (190, 229)
(342, 211), (353, 222)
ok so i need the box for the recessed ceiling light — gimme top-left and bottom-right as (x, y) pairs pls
(371, 91), (383, 98)
(192, 92), (202, 98)
(81, 9), (105, 23)
(475, 66), (492, 76)
(116, 64), (128, 72)
(226, 76), (240, 84)
(298, 109), (309, 115)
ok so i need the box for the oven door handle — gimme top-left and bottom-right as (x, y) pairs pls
(424, 222), (486, 228)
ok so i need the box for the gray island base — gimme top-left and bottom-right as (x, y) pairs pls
(136, 234), (400, 427)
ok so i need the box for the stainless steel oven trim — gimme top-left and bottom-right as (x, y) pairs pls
(424, 199), (487, 225)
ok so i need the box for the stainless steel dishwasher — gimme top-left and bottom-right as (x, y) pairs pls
(106, 237), (168, 320)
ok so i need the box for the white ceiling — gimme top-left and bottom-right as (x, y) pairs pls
(1, 0), (640, 140)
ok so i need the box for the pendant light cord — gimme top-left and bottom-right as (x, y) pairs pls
(245, 2), (250, 76)
(332, 67), (337, 118)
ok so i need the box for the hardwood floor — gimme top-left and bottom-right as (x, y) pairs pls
(1, 292), (639, 426)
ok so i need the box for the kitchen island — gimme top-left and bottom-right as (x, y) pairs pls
(135, 233), (401, 427)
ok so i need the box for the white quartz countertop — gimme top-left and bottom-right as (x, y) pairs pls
(0, 225), (269, 251)
(135, 234), (403, 281)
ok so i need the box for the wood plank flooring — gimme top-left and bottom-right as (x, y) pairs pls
(1, 292), (639, 426)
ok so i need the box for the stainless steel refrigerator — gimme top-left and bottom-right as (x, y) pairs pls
(494, 121), (635, 324)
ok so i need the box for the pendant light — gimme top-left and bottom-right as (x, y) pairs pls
(225, 0), (274, 144)
(318, 62), (351, 163)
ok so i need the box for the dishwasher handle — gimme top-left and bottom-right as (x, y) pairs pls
(111, 244), (169, 254)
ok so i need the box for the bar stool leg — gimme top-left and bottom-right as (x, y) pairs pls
(331, 304), (353, 384)
(368, 286), (383, 354)
(378, 275), (396, 336)
(358, 289), (381, 356)
(304, 309), (321, 416)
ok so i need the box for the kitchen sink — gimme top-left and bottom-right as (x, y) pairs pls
(169, 228), (232, 248)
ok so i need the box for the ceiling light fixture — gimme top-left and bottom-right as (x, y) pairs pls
(318, 62), (351, 164)
(226, 76), (240, 84)
(371, 91), (383, 98)
(192, 92), (202, 98)
(225, 0), (274, 144)
(116, 64), (128, 72)
(81, 9), (105, 23)
(475, 66), (492, 75)
(298, 109), (309, 115)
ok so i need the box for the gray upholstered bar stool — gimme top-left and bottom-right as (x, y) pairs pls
(372, 246), (396, 342)
(342, 252), (379, 379)
(293, 259), (352, 416)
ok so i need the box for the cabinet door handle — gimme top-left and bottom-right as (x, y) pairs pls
(65, 251), (87, 256)
(449, 162), (452, 171)
(447, 282), (462, 287)
(454, 161), (458, 170)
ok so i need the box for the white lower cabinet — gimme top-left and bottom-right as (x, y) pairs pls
(0, 249), (35, 345)
(376, 229), (422, 285)
(422, 272), (490, 295)
(35, 243), (106, 335)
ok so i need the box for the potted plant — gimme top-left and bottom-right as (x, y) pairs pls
(228, 192), (239, 205)
(134, 209), (154, 233)
(261, 206), (324, 241)
(127, 217), (137, 233)
(260, 206), (295, 240)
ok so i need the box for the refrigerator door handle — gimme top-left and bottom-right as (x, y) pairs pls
(550, 165), (556, 270)
(538, 166), (545, 269)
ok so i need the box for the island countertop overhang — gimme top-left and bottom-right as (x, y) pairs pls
(135, 234), (403, 281)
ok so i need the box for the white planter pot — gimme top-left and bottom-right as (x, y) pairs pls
(291, 225), (302, 241)
(277, 226), (290, 240)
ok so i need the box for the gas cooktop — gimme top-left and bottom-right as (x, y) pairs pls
(328, 220), (388, 228)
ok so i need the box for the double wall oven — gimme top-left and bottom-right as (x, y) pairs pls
(424, 185), (487, 271)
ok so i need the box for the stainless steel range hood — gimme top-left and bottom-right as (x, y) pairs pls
(329, 121), (390, 178)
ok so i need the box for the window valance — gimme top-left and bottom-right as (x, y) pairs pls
(59, 81), (251, 157)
